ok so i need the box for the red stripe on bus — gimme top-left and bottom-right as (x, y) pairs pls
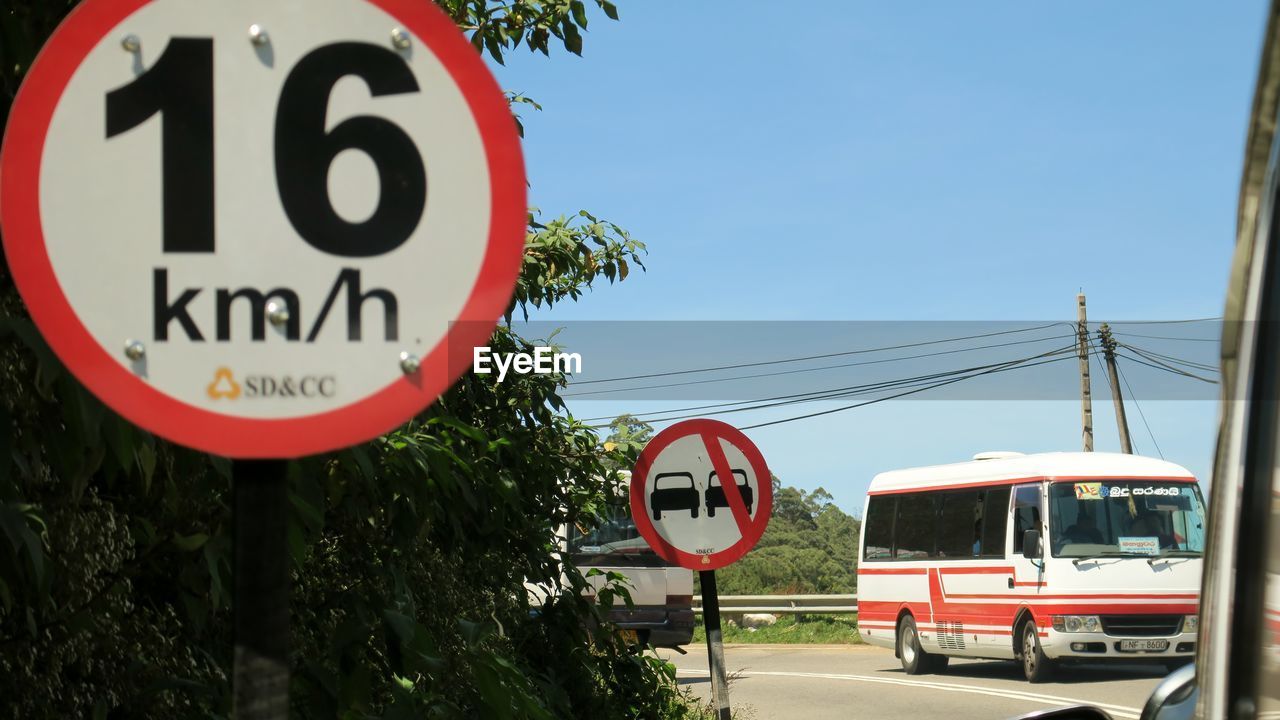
(940, 592), (1198, 600)
(870, 564), (1048, 586)
(935, 566), (1015, 575)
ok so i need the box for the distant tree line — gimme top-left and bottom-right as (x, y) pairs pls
(711, 479), (861, 596)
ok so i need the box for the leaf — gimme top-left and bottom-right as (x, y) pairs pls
(618, 258), (629, 281)
(102, 412), (135, 474)
(0, 508), (47, 587)
(485, 34), (506, 64)
(570, 0), (588, 28)
(561, 21), (583, 56)
(290, 491), (324, 530)
(136, 442), (157, 494)
(383, 609), (416, 643)
(172, 531), (209, 552)
(599, 0), (619, 20)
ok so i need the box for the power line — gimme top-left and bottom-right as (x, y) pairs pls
(1112, 331), (1219, 343)
(1115, 348), (1218, 384)
(568, 322), (1071, 386)
(737, 353), (1076, 431)
(583, 344), (1078, 424)
(1117, 342), (1219, 373)
(564, 332), (1075, 398)
(1106, 317), (1222, 326)
(595, 349), (1075, 430)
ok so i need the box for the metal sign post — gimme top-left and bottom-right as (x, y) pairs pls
(232, 460), (290, 719)
(699, 569), (732, 720)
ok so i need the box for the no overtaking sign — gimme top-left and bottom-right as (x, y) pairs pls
(0, 0), (526, 458)
(629, 419), (772, 571)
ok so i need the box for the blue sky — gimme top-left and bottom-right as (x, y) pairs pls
(490, 2), (1267, 514)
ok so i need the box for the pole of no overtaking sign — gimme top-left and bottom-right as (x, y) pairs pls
(629, 418), (773, 720)
(700, 569), (732, 720)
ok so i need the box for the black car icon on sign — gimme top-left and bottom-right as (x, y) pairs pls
(650, 472), (699, 520)
(704, 470), (753, 517)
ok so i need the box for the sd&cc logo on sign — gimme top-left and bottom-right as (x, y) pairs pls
(206, 368), (338, 401)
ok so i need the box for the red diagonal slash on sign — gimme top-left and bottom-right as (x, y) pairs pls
(701, 431), (753, 536)
(628, 418), (772, 571)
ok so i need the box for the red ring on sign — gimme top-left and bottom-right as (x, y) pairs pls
(0, 0), (526, 458)
(629, 419), (772, 571)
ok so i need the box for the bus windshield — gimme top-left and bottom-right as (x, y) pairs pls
(568, 505), (666, 567)
(1048, 480), (1207, 558)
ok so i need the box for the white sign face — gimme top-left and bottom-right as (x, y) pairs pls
(643, 434), (763, 552)
(629, 419), (772, 570)
(1, 0), (526, 457)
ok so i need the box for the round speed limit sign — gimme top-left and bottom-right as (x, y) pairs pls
(0, 0), (526, 457)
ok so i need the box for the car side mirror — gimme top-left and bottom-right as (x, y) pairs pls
(1139, 662), (1196, 720)
(1007, 705), (1113, 720)
(1022, 529), (1041, 559)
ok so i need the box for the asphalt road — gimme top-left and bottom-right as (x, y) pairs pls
(659, 644), (1169, 720)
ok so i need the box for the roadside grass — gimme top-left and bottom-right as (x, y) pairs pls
(691, 614), (863, 644)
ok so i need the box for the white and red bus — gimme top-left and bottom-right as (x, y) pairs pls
(857, 451), (1205, 682)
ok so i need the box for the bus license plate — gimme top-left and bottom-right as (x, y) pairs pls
(1119, 639), (1169, 652)
(617, 629), (639, 644)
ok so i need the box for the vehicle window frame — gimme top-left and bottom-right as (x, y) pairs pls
(936, 489), (983, 559)
(893, 492), (938, 560)
(861, 494), (897, 562)
(1228, 139), (1280, 715)
(980, 486), (1012, 558)
(1011, 483), (1044, 555)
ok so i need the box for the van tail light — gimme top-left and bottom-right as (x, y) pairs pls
(666, 595), (693, 607)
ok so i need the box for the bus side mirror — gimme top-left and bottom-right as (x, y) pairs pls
(1022, 529), (1041, 559)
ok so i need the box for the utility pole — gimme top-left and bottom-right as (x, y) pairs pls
(1097, 323), (1134, 454)
(1077, 293), (1094, 452)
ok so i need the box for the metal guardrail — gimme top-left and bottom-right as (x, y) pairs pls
(691, 594), (858, 615)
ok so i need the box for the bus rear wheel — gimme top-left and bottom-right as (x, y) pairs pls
(898, 616), (948, 674)
(1020, 620), (1055, 683)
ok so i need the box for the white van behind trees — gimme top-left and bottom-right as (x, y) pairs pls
(528, 472), (695, 649)
(857, 451), (1205, 682)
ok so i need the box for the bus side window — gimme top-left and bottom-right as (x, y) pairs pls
(1012, 485), (1042, 554)
(938, 491), (980, 558)
(895, 493), (938, 560)
(981, 487), (1011, 557)
(863, 495), (896, 560)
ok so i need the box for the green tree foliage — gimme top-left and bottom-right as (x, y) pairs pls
(711, 478), (861, 596)
(0, 2), (704, 718)
(602, 414), (653, 455)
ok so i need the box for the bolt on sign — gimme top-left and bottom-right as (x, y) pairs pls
(0, 0), (527, 458)
(629, 419), (772, 571)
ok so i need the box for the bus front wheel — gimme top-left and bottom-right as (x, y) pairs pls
(1020, 620), (1055, 683)
(898, 616), (948, 674)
